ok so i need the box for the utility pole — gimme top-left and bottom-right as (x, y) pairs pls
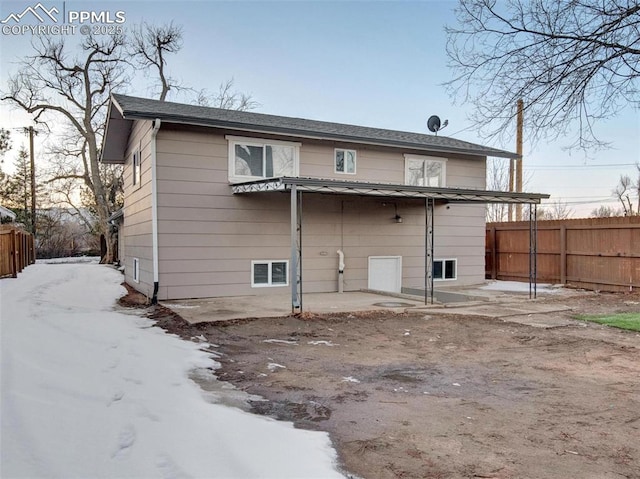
(515, 99), (524, 221)
(23, 126), (37, 237)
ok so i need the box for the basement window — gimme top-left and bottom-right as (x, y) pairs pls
(133, 258), (140, 283)
(251, 260), (288, 287)
(433, 259), (456, 280)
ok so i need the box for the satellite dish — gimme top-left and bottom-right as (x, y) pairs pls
(427, 115), (441, 133)
(427, 115), (449, 135)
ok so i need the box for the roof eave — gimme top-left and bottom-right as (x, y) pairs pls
(117, 110), (520, 160)
(100, 99), (133, 164)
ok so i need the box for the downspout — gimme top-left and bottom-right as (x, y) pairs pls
(337, 250), (345, 293)
(151, 119), (161, 304)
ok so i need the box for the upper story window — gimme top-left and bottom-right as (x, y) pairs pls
(335, 149), (356, 174)
(227, 135), (300, 183)
(132, 150), (141, 187)
(404, 154), (447, 187)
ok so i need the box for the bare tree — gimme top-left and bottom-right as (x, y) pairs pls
(446, 0), (640, 149)
(614, 174), (635, 215)
(3, 26), (257, 263)
(129, 24), (257, 110)
(486, 158), (510, 222)
(2, 34), (128, 262)
(37, 207), (99, 258)
(590, 205), (622, 217)
(129, 22), (183, 101)
(195, 79), (258, 111)
(538, 200), (574, 220)
(485, 157), (534, 222)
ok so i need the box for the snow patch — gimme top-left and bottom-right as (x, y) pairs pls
(263, 339), (298, 345)
(163, 303), (200, 310)
(267, 363), (287, 371)
(481, 280), (562, 294)
(342, 376), (360, 383)
(308, 340), (338, 346)
(36, 256), (100, 264)
(1, 262), (344, 478)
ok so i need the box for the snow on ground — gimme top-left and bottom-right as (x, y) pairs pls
(36, 256), (101, 264)
(1, 263), (344, 479)
(480, 280), (562, 294)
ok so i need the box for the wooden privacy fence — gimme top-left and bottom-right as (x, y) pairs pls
(486, 216), (640, 293)
(0, 225), (35, 278)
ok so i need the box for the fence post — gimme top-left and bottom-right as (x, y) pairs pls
(12, 229), (18, 278)
(560, 225), (567, 284)
(490, 226), (497, 280)
(21, 232), (26, 271)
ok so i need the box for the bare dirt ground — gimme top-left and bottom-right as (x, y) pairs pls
(141, 290), (640, 479)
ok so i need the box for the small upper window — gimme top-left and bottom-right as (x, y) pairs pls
(335, 149), (356, 174)
(227, 136), (300, 182)
(404, 155), (446, 187)
(132, 150), (141, 187)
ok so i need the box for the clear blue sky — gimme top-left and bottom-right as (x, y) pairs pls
(1, 0), (639, 217)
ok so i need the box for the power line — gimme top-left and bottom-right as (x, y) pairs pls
(542, 198), (619, 205)
(527, 163), (636, 169)
(447, 124), (477, 136)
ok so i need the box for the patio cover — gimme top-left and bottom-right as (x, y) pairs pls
(232, 177), (549, 312)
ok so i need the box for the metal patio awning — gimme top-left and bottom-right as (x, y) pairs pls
(231, 177), (549, 204)
(231, 177), (548, 313)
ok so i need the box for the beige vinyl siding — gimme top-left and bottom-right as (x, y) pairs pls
(156, 128), (258, 299)
(122, 120), (154, 298)
(149, 125), (487, 299)
(446, 157), (486, 189)
(299, 195), (426, 293)
(300, 143), (405, 183)
(432, 203), (486, 285)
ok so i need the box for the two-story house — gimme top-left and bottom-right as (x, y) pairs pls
(101, 94), (547, 310)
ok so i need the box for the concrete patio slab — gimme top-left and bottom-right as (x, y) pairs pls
(161, 291), (426, 324)
(160, 282), (591, 327)
(417, 301), (576, 327)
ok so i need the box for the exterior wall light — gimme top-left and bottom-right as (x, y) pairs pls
(394, 204), (403, 223)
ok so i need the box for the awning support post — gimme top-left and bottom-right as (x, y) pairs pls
(290, 185), (302, 313)
(529, 203), (538, 299)
(425, 198), (435, 305)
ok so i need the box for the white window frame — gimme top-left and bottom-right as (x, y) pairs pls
(433, 258), (457, 281)
(132, 149), (141, 188)
(226, 135), (301, 183)
(334, 148), (357, 174)
(251, 260), (289, 288)
(132, 257), (140, 283)
(404, 154), (447, 187)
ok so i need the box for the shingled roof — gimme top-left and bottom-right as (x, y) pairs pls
(102, 94), (518, 162)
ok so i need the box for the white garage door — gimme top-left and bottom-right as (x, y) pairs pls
(368, 256), (402, 293)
